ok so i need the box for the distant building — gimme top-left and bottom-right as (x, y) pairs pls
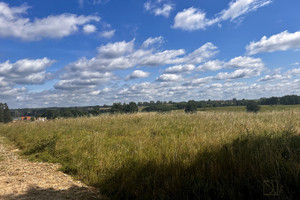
(21, 116), (31, 120)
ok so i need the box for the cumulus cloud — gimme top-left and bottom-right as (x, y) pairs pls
(164, 64), (195, 74)
(173, 0), (271, 31)
(286, 68), (300, 77)
(173, 7), (209, 31)
(98, 39), (135, 58)
(215, 68), (261, 80)
(83, 24), (97, 33)
(154, 4), (174, 17)
(56, 39), (216, 90)
(99, 29), (115, 38)
(0, 2), (100, 40)
(184, 43), (218, 64)
(259, 74), (286, 81)
(144, 1), (174, 17)
(142, 36), (164, 48)
(126, 70), (150, 80)
(0, 58), (55, 85)
(197, 60), (224, 71)
(156, 74), (182, 82)
(246, 30), (300, 55)
(225, 56), (264, 68)
(197, 56), (264, 73)
(182, 76), (213, 86)
(55, 71), (114, 90)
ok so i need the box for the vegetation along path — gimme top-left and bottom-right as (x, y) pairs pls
(0, 137), (102, 200)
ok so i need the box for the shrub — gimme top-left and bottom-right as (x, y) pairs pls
(246, 101), (260, 112)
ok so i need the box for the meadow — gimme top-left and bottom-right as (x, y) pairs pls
(0, 108), (299, 199)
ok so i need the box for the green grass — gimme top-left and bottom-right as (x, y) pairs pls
(0, 111), (299, 199)
(196, 104), (300, 112)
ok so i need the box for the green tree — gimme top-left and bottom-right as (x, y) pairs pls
(110, 103), (123, 113)
(246, 101), (260, 113)
(185, 100), (197, 113)
(43, 110), (59, 119)
(61, 110), (74, 118)
(0, 103), (4, 123)
(128, 102), (138, 113)
(3, 103), (12, 123)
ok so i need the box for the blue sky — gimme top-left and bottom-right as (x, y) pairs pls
(1, 0), (300, 108)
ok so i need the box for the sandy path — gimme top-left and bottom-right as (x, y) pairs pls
(0, 137), (103, 200)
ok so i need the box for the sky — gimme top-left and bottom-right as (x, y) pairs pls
(1, 0), (300, 108)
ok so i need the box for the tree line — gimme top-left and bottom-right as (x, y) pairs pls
(0, 102), (12, 123)
(8, 94), (300, 120)
(260, 95), (300, 105)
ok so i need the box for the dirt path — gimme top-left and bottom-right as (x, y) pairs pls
(0, 137), (103, 200)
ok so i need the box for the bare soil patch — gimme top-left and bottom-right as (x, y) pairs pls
(0, 137), (102, 200)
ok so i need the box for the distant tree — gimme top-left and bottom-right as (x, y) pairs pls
(246, 101), (260, 113)
(142, 104), (175, 112)
(176, 102), (187, 109)
(128, 102), (138, 113)
(61, 110), (74, 118)
(3, 103), (12, 123)
(185, 100), (197, 113)
(43, 110), (59, 119)
(0, 103), (4, 123)
(110, 103), (123, 113)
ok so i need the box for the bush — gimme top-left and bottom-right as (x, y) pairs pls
(246, 101), (260, 112)
(185, 100), (197, 113)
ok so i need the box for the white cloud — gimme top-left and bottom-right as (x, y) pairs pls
(197, 56), (263, 72)
(154, 4), (174, 17)
(197, 60), (224, 71)
(98, 39), (135, 58)
(219, 0), (271, 21)
(183, 76), (213, 86)
(55, 72), (114, 90)
(142, 36), (164, 48)
(246, 30), (300, 55)
(56, 39), (218, 90)
(182, 43), (218, 64)
(83, 24), (97, 33)
(164, 64), (195, 74)
(173, 0), (271, 31)
(126, 70), (150, 80)
(173, 7), (208, 31)
(215, 68), (261, 80)
(156, 74), (182, 82)
(259, 74), (286, 81)
(144, 1), (174, 18)
(225, 56), (264, 68)
(286, 68), (300, 77)
(138, 49), (186, 66)
(100, 29), (115, 38)
(0, 58), (55, 85)
(209, 56), (265, 80)
(0, 2), (100, 40)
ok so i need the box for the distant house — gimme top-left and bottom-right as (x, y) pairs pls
(21, 116), (31, 120)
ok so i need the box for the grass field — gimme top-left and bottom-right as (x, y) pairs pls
(0, 110), (300, 199)
(197, 104), (300, 112)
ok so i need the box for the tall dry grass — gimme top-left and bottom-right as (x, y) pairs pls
(0, 111), (299, 199)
